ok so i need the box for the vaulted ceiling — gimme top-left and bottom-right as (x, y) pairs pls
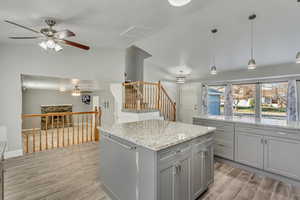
(136, 0), (300, 80)
(2, 0), (300, 82)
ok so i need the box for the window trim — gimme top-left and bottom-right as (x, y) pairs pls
(204, 77), (296, 119)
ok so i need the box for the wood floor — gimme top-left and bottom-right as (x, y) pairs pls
(4, 142), (300, 200)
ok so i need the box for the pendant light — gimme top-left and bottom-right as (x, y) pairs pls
(168, 0), (191, 7)
(248, 14), (257, 70)
(72, 85), (81, 96)
(176, 70), (186, 84)
(296, 52), (300, 64)
(210, 29), (218, 75)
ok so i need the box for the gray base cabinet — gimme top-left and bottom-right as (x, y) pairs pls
(235, 132), (264, 169)
(101, 131), (214, 200)
(264, 136), (300, 180)
(193, 118), (234, 160)
(235, 124), (300, 181)
(193, 116), (300, 182)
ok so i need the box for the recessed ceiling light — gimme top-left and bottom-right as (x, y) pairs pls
(168, 0), (192, 7)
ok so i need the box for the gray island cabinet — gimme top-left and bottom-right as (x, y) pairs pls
(99, 120), (215, 200)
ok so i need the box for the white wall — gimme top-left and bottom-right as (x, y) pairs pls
(0, 44), (125, 152)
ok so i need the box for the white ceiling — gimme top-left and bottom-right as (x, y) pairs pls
(2, 0), (300, 83)
(0, 0), (209, 48)
(136, 0), (300, 80)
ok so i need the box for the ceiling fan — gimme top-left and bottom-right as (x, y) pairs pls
(5, 19), (90, 51)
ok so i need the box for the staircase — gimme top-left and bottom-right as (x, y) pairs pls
(122, 81), (176, 121)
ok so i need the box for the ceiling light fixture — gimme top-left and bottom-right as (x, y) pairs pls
(248, 14), (257, 70)
(176, 70), (186, 84)
(72, 85), (81, 96)
(39, 39), (63, 52)
(168, 0), (191, 7)
(210, 28), (218, 75)
(296, 52), (300, 64)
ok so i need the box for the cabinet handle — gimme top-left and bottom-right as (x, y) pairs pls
(277, 132), (287, 135)
(260, 138), (264, 144)
(264, 139), (267, 145)
(105, 135), (136, 150)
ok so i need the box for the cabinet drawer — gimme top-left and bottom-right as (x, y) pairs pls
(236, 124), (300, 141)
(194, 119), (233, 131)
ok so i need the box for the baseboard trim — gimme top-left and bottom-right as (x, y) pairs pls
(5, 149), (23, 159)
(215, 156), (300, 187)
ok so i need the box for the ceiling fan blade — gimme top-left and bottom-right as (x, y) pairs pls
(55, 30), (75, 39)
(62, 39), (90, 50)
(9, 36), (41, 39)
(4, 20), (40, 34)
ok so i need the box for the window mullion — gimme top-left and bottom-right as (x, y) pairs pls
(255, 83), (261, 118)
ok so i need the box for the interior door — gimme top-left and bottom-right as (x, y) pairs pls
(179, 83), (201, 124)
(235, 132), (264, 169)
(264, 136), (300, 180)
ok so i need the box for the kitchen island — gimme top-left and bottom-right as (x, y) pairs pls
(99, 120), (215, 200)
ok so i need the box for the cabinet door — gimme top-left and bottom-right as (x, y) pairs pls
(205, 143), (214, 185)
(192, 146), (206, 199)
(159, 163), (176, 200)
(264, 136), (300, 180)
(176, 151), (192, 200)
(235, 132), (264, 169)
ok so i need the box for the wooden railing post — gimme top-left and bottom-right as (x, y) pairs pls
(94, 106), (100, 141)
(157, 81), (161, 110)
(173, 102), (176, 121)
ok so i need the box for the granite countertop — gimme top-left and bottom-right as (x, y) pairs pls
(99, 120), (215, 151)
(194, 115), (300, 130)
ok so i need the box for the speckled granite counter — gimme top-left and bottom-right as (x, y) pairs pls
(99, 119), (215, 151)
(194, 115), (300, 130)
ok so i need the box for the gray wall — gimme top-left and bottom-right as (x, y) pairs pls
(0, 44), (125, 151)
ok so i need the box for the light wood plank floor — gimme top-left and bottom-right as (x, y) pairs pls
(4, 142), (300, 200)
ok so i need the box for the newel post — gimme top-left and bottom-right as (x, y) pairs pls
(94, 106), (101, 141)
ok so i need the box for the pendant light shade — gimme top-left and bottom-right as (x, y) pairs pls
(210, 29), (218, 75)
(296, 52), (300, 64)
(168, 0), (191, 7)
(248, 14), (257, 70)
(72, 85), (81, 96)
(210, 66), (217, 75)
(248, 59), (257, 70)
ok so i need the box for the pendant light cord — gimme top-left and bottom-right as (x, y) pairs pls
(251, 19), (254, 60)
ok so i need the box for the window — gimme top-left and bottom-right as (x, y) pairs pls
(207, 86), (225, 115)
(261, 82), (288, 119)
(232, 84), (256, 116)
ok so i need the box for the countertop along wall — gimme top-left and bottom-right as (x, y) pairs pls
(0, 44), (125, 154)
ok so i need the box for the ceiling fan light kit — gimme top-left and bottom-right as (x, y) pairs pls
(5, 19), (90, 52)
(168, 0), (191, 7)
(176, 70), (186, 84)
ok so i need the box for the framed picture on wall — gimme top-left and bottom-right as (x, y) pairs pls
(82, 95), (91, 105)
